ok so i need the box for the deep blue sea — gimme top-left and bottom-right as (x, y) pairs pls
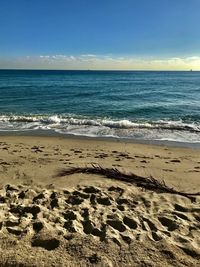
(0, 70), (200, 144)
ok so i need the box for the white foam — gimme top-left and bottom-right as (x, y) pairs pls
(0, 114), (200, 143)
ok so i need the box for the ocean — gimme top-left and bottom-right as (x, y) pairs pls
(0, 69), (200, 145)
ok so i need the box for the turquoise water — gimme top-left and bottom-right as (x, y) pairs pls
(0, 70), (200, 143)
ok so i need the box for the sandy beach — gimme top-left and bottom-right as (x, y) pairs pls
(0, 135), (200, 266)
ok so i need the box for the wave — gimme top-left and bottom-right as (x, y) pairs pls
(0, 114), (200, 132)
(0, 114), (200, 143)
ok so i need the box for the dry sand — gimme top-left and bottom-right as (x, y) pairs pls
(0, 135), (200, 266)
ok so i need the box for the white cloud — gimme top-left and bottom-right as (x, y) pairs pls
(81, 54), (97, 57)
(1, 54), (200, 70)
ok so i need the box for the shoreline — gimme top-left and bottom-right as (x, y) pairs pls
(0, 129), (200, 149)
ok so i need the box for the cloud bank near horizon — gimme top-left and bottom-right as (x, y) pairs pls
(1, 55), (200, 70)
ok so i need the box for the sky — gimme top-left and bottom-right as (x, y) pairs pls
(0, 0), (200, 70)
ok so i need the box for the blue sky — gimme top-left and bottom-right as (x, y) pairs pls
(1, 0), (200, 69)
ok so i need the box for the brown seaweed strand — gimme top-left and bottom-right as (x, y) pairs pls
(55, 165), (200, 197)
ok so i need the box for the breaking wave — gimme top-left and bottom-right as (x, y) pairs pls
(0, 114), (200, 143)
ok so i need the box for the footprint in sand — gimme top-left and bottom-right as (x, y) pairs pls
(163, 169), (173, 172)
(33, 221), (44, 232)
(170, 159), (181, 163)
(140, 160), (148, 163)
(66, 195), (84, 205)
(1, 182), (200, 263)
(158, 216), (179, 231)
(123, 216), (138, 229)
(107, 219), (126, 232)
(31, 236), (60, 251)
(96, 196), (112, 206)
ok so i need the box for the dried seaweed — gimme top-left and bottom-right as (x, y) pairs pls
(55, 164), (200, 198)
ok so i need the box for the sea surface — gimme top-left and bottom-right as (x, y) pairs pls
(0, 70), (200, 145)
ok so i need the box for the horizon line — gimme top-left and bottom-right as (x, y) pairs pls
(0, 68), (198, 72)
